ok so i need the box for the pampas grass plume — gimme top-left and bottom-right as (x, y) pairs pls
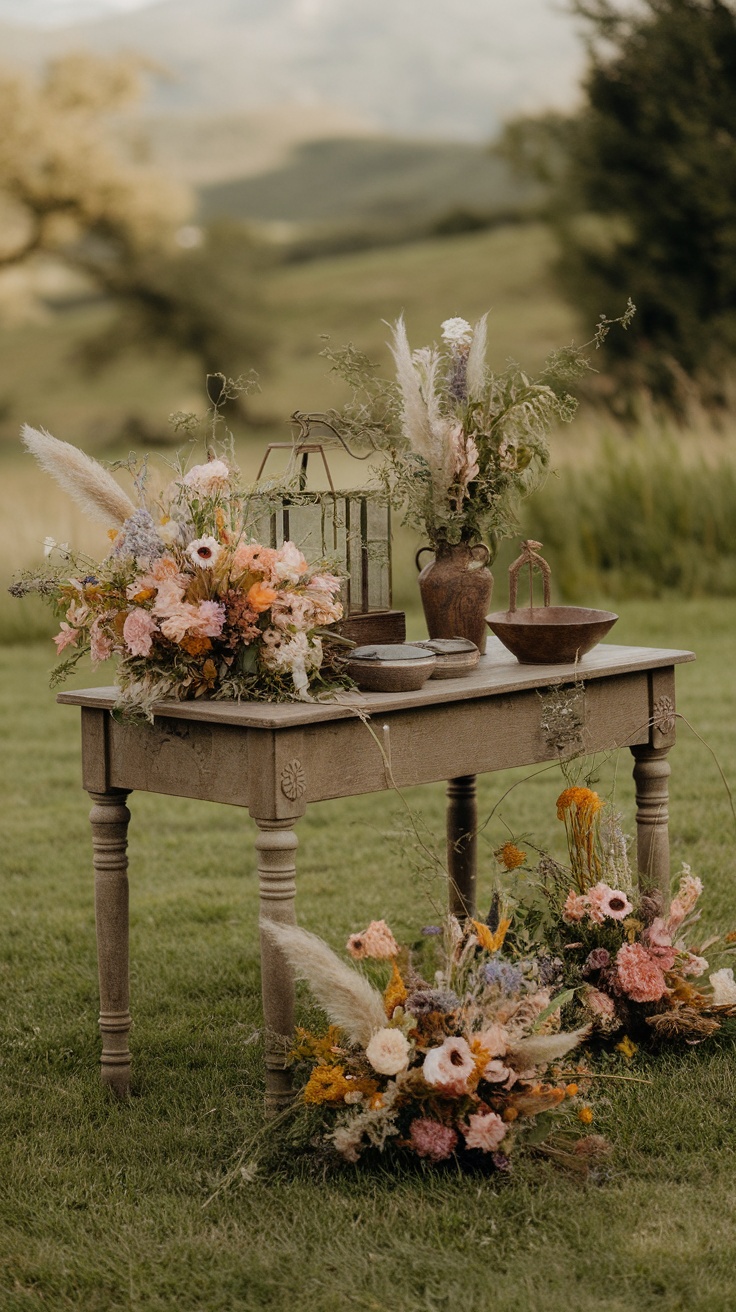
(21, 425), (136, 528)
(509, 1025), (591, 1070)
(466, 312), (488, 400)
(263, 921), (386, 1047)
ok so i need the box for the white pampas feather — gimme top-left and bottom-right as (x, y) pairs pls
(509, 1025), (591, 1070)
(21, 425), (136, 528)
(466, 313), (488, 401)
(263, 922), (387, 1047)
(388, 317), (434, 464)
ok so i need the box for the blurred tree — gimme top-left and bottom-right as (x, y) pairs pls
(0, 53), (269, 383)
(502, 0), (736, 407)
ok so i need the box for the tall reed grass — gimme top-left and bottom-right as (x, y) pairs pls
(528, 435), (736, 600)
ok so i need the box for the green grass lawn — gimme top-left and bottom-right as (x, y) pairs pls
(2, 597), (736, 1311)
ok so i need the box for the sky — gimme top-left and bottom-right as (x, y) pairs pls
(0, 0), (158, 23)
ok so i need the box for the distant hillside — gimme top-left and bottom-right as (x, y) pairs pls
(198, 136), (538, 236)
(0, 0), (583, 140)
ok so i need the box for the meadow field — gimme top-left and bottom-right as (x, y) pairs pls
(3, 219), (736, 1310)
(2, 598), (736, 1311)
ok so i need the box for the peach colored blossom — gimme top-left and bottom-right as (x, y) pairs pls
(270, 592), (313, 631)
(476, 1023), (509, 1058)
(345, 920), (398, 960)
(482, 1059), (516, 1086)
(562, 890), (588, 924)
(615, 942), (668, 1003)
(152, 579), (187, 615)
(681, 953), (708, 978)
(247, 582), (278, 614)
(408, 1118), (458, 1161)
(676, 867), (703, 914)
(422, 1036), (475, 1096)
(365, 1027), (410, 1076)
(464, 1109), (507, 1152)
(53, 622), (79, 653)
(123, 608), (157, 657)
(231, 542), (278, 578)
(89, 616), (114, 665)
(66, 600), (89, 627)
(643, 917), (677, 971)
(159, 601), (225, 643)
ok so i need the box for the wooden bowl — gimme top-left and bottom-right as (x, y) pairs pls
(485, 606), (618, 664)
(346, 643), (437, 692)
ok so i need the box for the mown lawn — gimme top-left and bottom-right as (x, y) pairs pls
(2, 597), (736, 1311)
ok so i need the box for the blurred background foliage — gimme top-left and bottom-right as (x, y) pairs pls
(2, 0), (736, 639)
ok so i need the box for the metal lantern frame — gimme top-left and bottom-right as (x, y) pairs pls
(253, 415), (405, 642)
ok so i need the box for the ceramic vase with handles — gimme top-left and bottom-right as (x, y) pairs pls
(415, 539), (493, 654)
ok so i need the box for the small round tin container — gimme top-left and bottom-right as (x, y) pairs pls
(346, 643), (437, 693)
(414, 637), (480, 679)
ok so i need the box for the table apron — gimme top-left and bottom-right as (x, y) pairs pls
(83, 668), (663, 812)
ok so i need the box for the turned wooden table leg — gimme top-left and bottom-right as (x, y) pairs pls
(631, 745), (672, 901)
(88, 789), (132, 1097)
(447, 775), (477, 919)
(255, 818), (299, 1112)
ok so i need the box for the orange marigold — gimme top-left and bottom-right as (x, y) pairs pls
(303, 1064), (352, 1105)
(578, 1106), (594, 1125)
(495, 842), (527, 871)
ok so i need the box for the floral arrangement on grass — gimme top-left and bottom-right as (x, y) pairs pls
(265, 912), (606, 1172)
(322, 303), (635, 552)
(11, 423), (347, 719)
(521, 786), (736, 1045)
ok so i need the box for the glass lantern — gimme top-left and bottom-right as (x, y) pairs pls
(252, 416), (405, 644)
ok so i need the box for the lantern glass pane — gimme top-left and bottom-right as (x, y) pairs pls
(366, 501), (391, 610)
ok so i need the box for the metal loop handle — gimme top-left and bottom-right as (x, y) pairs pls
(471, 543), (491, 566)
(415, 546), (435, 571)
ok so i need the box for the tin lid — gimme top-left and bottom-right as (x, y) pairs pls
(349, 643), (436, 664)
(415, 638), (478, 655)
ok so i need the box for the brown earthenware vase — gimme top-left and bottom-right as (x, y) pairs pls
(415, 539), (493, 654)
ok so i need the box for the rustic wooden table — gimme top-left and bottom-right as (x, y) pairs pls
(58, 638), (694, 1106)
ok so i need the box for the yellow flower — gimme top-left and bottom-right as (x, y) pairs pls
(383, 961), (408, 1017)
(565, 1082), (579, 1097)
(472, 917), (511, 953)
(616, 1035), (638, 1061)
(556, 786), (604, 823)
(578, 1106), (594, 1125)
(303, 1064), (352, 1105)
(495, 842), (527, 871)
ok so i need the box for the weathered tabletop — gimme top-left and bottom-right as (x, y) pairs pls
(58, 638), (694, 1105)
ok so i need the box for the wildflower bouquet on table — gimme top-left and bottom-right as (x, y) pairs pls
(11, 424), (347, 720)
(322, 303), (635, 552)
(265, 912), (606, 1172)
(523, 786), (736, 1045)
